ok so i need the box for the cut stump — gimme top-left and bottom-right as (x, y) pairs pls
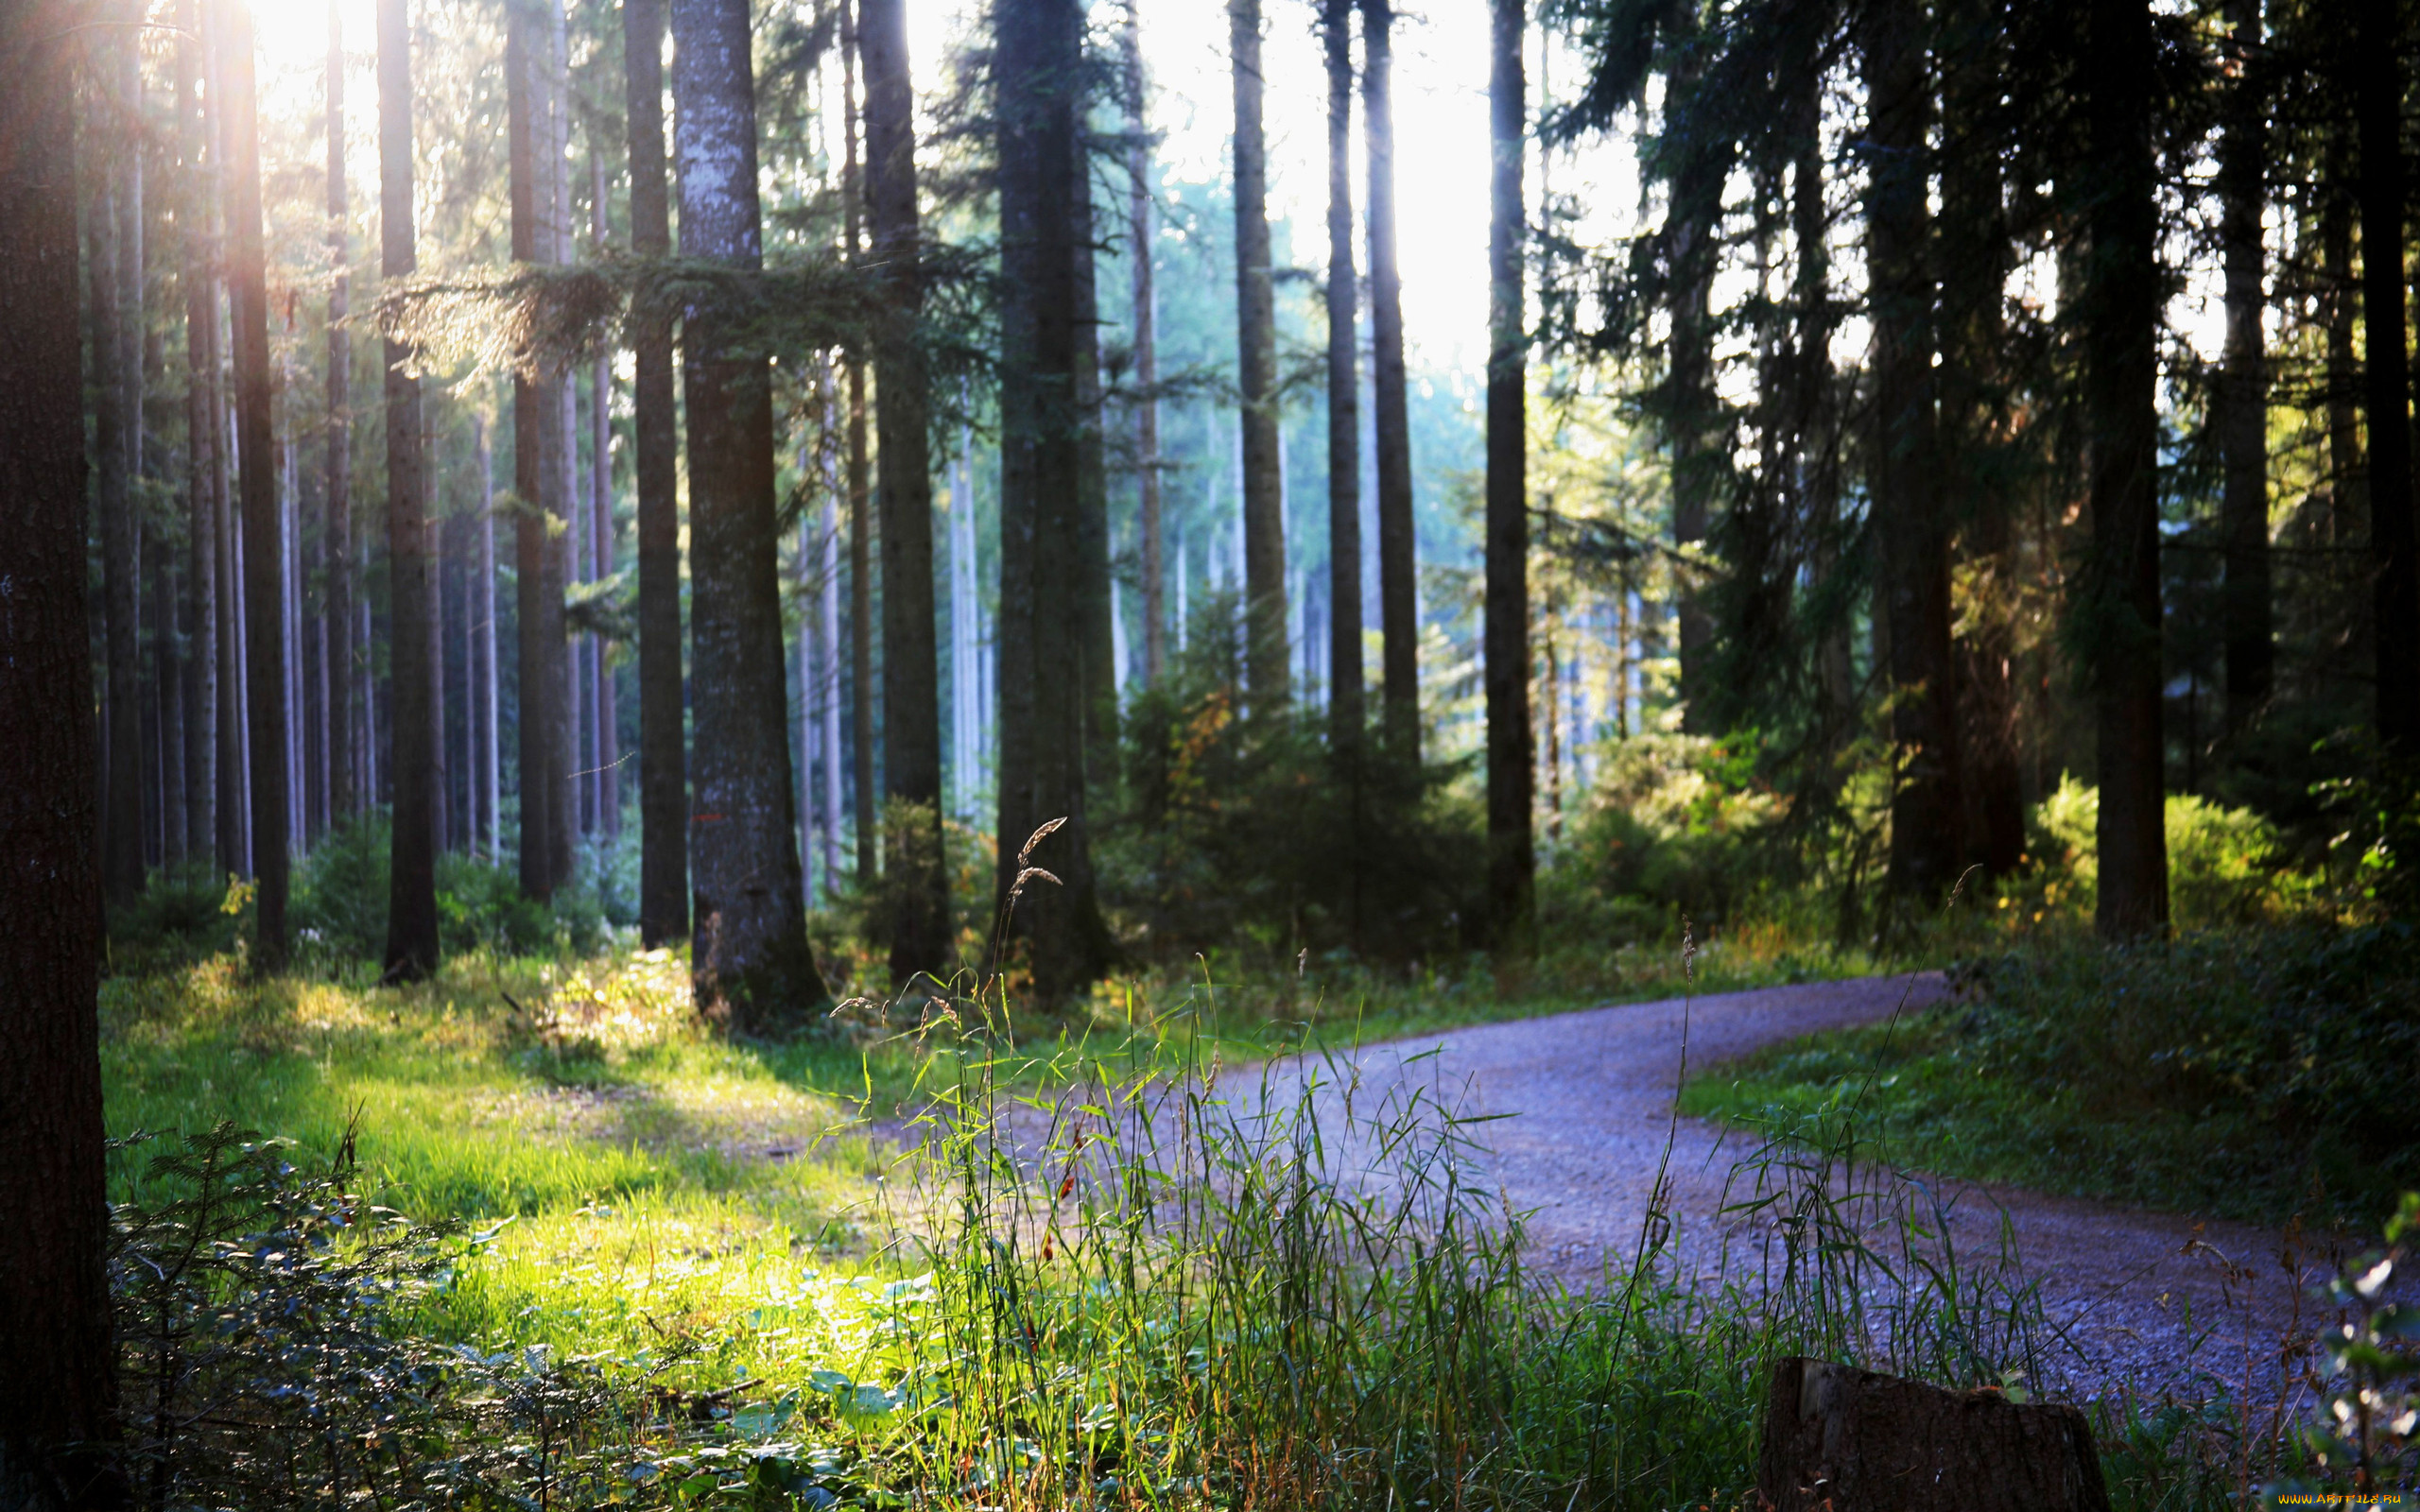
(1755, 1356), (2111, 1512)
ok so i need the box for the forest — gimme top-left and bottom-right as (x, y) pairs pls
(3, 0), (2419, 1502)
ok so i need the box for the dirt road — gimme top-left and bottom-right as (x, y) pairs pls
(1296, 973), (2345, 1399)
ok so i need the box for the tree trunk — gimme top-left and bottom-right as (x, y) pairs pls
(377, 0), (436, 977)
(1322, 0), (1363, 745)
(818, 371), (845, 898)
(672, 0), (831, 1025)
(93, 67), (147, 910)
(225, 0), (290, 967)
(859, 0), (950, 982)
(994, 0), (1114, 1001)
(1362, 0), (1417, 754)
(1123, 3), (1163, 687)
(1865, 0), (1963, 907)
(623, 0), (686, 939)
(478, 412), (501, 865)
(2084, 0), (2166, 937)
(1229, 0), (1288, 705)
(1484, 0), (1531, 950)
(180, 0), (219, 868)
(1758, 1357), (2112, 1512)
(588, 146), (618, 841)
(2355, 0), (2415, 752)
(0, 0), (117, 1486)
(2218, 0), (2272, 739)
(325, 0), (354, 826)
(841, 10), (877, 889)
(508, 0), (570, 902)
(1072, 112), (1118, 779)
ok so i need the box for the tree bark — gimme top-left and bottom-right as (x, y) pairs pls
(226, 0), (290, 967)
(841, 8), (877, 889)
(1229, 0), (1288, 705)
(1123, 3), (1163, 686)
(1758, 1357), (2112, 1512)
(180, 0), (219, 868)
(478, 412), (502, 864)
(859, 0), (950, 982)
(508, 0), (570, 902)
(93, 59), (147, 910)
(1865, 0), (1963, 907)
(2218, 0), (2272, 738)
(672, 0), (831, 1025)
(624, 0), (686, 940)
(326, 0), (355, 825)
(2084, 0), (2166, 937)
(1072, 111), (1118, 780)
(1361, 0), (1416, 754)
(588, 146), (618, 841)
(0, 1), (116, 1491)
(2355, 0), (2415, 752)
(1323, 0), (1363, 744)
(378, 0), (437, 977)
(994, 0), (1114, 1001)
(1484, 0), (1531, 949)
(1667, 51), (1719, 732)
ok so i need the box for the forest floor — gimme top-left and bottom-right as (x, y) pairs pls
(1270, 972), (2354, 1400)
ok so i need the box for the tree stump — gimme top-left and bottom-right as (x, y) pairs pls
(1755, 1357), (2111, 1512)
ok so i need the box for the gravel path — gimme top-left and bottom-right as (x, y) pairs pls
(1290, 973), (2346, 1400)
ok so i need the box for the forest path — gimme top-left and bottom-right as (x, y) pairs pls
(1292, 973), (2335, 1400)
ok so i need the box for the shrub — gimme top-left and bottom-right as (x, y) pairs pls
(1540, 730), (1793, 943)
(2015, 774), (2324, 928)
(296, 815), (562, 965)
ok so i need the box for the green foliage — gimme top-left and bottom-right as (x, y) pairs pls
(293, 814), (576, 967)
(1098, 602), (1483, 964)
(2271, 1192), (2420, 1499)
(2014, 776), (2325, 929)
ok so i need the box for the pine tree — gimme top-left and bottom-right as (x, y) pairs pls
(1483, 0), (1531, 947)
(1322, 0), (1363, 744)
(1228, 0), (1288, 705)
(1361, 0), (1417, 754)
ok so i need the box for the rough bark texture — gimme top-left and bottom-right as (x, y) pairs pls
(2356, 0), (2415, 752)
(181, 0), (219, 868)
(624, 0), (686, 944)
(326, 0), (355, 825)
(1361, 0), (1417, 754)
(1865, 0), (1963, 906)
(227, 0), (291, 967)
(0, 0), (118, 1494)
(1124, 5), (1163, 686)
(1072, 118), (1118, 781)
(508, 0), (569, 902)
(859, 0), (951, 982)
(1229, 0), (1288, 705)
(1484, 0), (1531, 949)
(2085, 0), (2167, 938)
(2218, 0), (2272, 738)
(1322, 0), (1362, 742)
(94, 73), (147, 910)
(994, 0), (1114, 1002)
(1757, 1358), (2111, 1512)
(672, 0), (831, 1026)
(1667, 56), (1719, 732)
(380, 0), (438, 979)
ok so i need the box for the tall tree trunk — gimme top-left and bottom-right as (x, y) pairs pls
(0, 0), (117, 1484)
(2084, 0), (2166, 936)
(818, 369), (844, 898)
(623, 0), (686, 940)
(93, 61), (147, 910)
(205, 5), (245, 877)
(1072, 113), (1118, 778)
(1667, 52), (1719, 733)
(994, 0), (1114, 1001)
(509, 0), (569, 901)
(1865, 0), (1962, 906)
(859, 0), (950, 981)
(378, 0), (436, 977)
(589, 146), (618, 840)
(841, 8), (877, 888)
(180, 0), (218, 868)
(1229, 0), (1288, 704)
(2355, 0), (2416, 751)
(325, 0), (354, 825)
(1123, 3), (1163, 686)
(2218, 0), (2273, 738)
(1322, 0), (1363, 744)
(478, 412), (502, 864)
(1362, 0), (1416, 753)
(544, 0), (577, 878)
(226, 0), (289, 966)
(1484, 0), (1530, 948)
(672, 0), (831, 1024)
